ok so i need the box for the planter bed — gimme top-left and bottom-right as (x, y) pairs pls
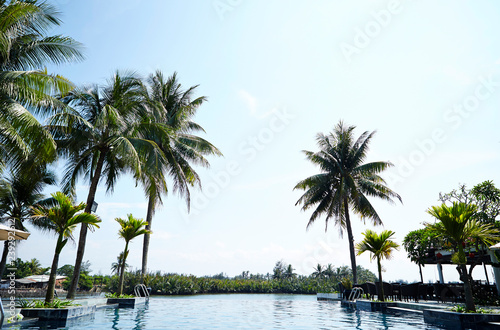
(107, 297), (146, 308)
(20, 304), (96, 321)
(423, 309), (500, 329)
(355, 300), (397, 312)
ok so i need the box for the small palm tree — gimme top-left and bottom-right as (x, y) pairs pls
(283, 264), (296, 279)
(356, 229), (399, 301)
(295, 121), (401, 284)
(116, 214), (150, 295)
(427, 202), (500, 312)
(30, 192), (100, 304)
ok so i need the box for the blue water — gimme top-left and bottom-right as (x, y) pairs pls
(15, 294), (438, 329)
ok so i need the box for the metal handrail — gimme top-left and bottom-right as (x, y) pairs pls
(134, 283), (150, 300)
(348, 287), (364, 301)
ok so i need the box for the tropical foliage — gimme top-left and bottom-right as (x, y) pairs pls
(356, 229), (399, 301)
(426, 202), (500, 312)
(30, 192), (100, 304)
(138, 71), (221, 279)
(115, 214), (150, 295)
(294, 121), (401, 284)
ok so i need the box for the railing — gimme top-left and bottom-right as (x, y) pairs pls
(347, 287), (364, 301)
(134, 284), (150, 300)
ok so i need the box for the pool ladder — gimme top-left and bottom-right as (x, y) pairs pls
(347, 287), (364, 301)
(134, 283), (150, 301)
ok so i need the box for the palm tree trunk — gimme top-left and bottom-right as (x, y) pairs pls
(141, 195), (155, 283)
(343, 198), (357, 284)
(45, 239), (62, 304)
(0, 241), (9, 279)
(67, 151), (106, 299)
(377, 257), (384, 301)
(460, 263), (475, 312)
(419, 264), (424, 283)
(118, 242), (129, 295)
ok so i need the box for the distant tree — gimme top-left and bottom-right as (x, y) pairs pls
(323, 264), (335, 280)
(2, 258), (47, 279)
(111, 252), (129, 276)
(272, 260), (287, 279)
(311, 264), (326, 279)
(283, 264), (296, 279)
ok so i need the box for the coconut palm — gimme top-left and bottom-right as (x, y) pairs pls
(311, 264), (326, 279)
(48, 72), (164, 299)
(30, 192), (100, 304)
(426, 202), (500, 312)
(283, 264), (296, 279)
(0, 160), (55, 277)
(138, 71), (221, 279)
(294, 121), (401, 284)
(356, 229), (399, 301)
(116, 214), (150, 295)
(0, 0), (82, 169)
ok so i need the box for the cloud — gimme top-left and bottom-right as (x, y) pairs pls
(238, 90), (274, 119)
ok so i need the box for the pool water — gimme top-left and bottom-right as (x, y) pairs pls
(17, 294), (440, 329)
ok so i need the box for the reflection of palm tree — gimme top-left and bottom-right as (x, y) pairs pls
(138, 71), (221, 279)
(295, 121), (401, 284)
(50, 72), (159, 299)
(31, 192), (100, 304)
(116, 214), (150, 295)
(356, 229), (399, 301)
(427, 202), (499, 312)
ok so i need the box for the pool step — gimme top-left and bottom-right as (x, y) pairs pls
(387, 307), (423, 314)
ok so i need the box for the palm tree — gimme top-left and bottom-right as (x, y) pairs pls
(356, 229), (399, 301)
(426, 202), (500, 312)
(283, 264), (296, 279)
(0, 0), (82, 170)
(0, 160), (55, 277)
(138, 71), (221, 279)
(48, 72), (163, 299)
(111, 252), (129, 276)
(311, 264), (326, 279)
(294, 121), (401, 284)
(116, 214), (150, 295)
(30, 192), (100, 304)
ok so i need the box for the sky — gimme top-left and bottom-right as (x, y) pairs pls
(15, 0), (500, 283)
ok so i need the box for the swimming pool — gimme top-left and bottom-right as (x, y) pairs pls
(16, 294), (439, 329)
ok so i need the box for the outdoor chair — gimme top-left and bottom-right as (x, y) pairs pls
(376, 282), (393, 300)
(365, 282), (377, 300)
(391, 283), (402, 301)
(401, 282), (420, 302)
(417, 283), (430, 301)
(433, 283), (458, 303)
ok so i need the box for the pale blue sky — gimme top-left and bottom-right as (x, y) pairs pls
(18, 0), (500, 283)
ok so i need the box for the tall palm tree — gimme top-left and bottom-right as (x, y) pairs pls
(0, 0), (82, 170)
(116, 214), (150, 295)
(356, 229), (399, 301)
(427, 202), (500, 312)
(30, 192), (100, 304)
(48, 72), (163, 299)
(294, 121), (401, 284)
(138, 71), (221, 279)
(0, 160), (55, 277)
